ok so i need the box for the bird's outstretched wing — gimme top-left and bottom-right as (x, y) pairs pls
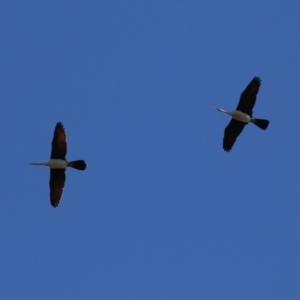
(223, 119), (247, 152)
(49, 169), (66, 207)
(51, 122), (67, 159)
(236, 76), (261, 116)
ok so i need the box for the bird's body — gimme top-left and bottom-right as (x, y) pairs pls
(215, 108), (252, 122)
(29, 122), (86, 207)
(215, 76), (269, 152)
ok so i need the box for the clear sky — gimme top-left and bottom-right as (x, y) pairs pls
(1, 1), (299, 299)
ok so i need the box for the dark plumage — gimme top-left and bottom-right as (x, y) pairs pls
(51, 122), (67, 160)
(49, 122), (86, 207)
(236, 76), (261, 116)
(50, 169), (66, 208)
(222, 77), (269, 152)
(223, 119), (246, 152)
(30, 122), (86, 208)
(50, 122), (67, 207)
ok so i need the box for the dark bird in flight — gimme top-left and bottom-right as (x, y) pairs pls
(29, 122), (86, 207)
(215, 76), (269, 152)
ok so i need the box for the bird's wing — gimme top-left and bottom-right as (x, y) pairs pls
(223, 119), (247, 152)
(236, 76), (261, 116)
(49, 169), (66, 207)
(51, 122), (67, 159)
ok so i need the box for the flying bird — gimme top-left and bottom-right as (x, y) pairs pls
(215, 76), (269, 152)
(29, 122), (86, 207)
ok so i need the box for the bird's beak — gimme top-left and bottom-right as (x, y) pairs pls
(214, 107), (227, 113)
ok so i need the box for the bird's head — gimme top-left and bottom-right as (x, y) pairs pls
(213, 107), (227, 113)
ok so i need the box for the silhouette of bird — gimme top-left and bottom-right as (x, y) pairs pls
(29, 122), (86, 207)
(215, 76), (269, 151)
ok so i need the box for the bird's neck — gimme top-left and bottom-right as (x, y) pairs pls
(29, 162), (47, 166)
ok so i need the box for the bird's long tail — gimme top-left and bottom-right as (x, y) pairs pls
(252, 118), (269, 130)
(68, 160), (86, 170)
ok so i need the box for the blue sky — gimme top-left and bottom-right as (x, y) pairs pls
(1, 1), (299, 299)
